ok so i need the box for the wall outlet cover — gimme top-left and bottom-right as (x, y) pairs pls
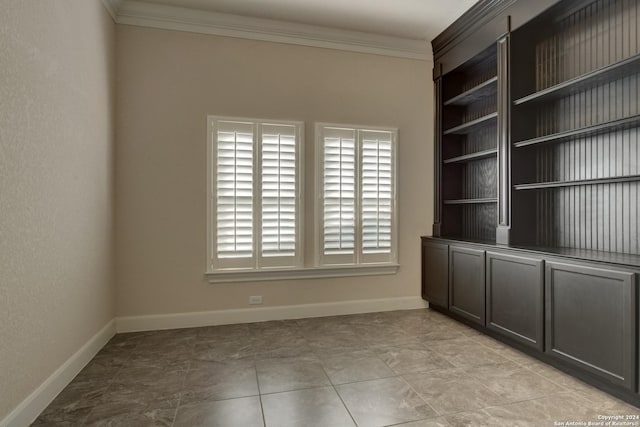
(249, 296), (263, 305)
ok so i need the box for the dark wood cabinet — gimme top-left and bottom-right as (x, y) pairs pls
(449, 246), (485, 325)
(422, 237), (640, 403)
(486, 251), (543, 350)
(425, 0), (640, 407)
(421, 239), (448, 308)
(545, 261), (637, 390)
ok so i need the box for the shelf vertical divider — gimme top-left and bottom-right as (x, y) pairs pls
(496, 32), (511, 245)
(433, 63), (443, 237)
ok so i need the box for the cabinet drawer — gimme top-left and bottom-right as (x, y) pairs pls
(486, 252), (543, 351)
(545, 261), (636, 390)
(449, 246), (485, 325)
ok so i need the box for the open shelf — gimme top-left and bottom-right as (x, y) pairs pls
(444, 77), (497, 106)
(443, 198), (498, 205)
(443, 112), (497, 135)
(438, 41), (498, 245)
(513, 53), (640, 106)
(514, 174), (640, 190)
(513, 114), (640, 148)
(443, 148), (498, 164)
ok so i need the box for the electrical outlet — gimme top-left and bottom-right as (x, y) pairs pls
(249, 295), (263, 305)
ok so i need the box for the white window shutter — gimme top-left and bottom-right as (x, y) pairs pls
(214, 120), (255, 269)
(317, 124), (397, 266)
(209, 117), (303, 272)
(260, 123), (300, 267)
(320, 127), (356, 264)
(360, 130), (395, 263)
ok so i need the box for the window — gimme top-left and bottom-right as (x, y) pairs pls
(316, 123), (397, 266)
(207, 116), (304, 271)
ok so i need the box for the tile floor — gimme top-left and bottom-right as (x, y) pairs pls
(33, 309), (640, 426)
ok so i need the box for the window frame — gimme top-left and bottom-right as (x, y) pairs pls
(206, 115), (305, 273)
(315, 122), (398, 267)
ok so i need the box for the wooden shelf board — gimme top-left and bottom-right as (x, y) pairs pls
(443, 198), (498, 205)
(514, 53), (640, 105)
(424, 236), (640, 268)
(444, 77), (498, 106)
(443, 112), (498, 135)
(443, 149), (498, 164)
(514, 175), (640, 190)
(512, 245), (640, 268)
(513, 115), (640, 148)
(438, 236), (498, 246)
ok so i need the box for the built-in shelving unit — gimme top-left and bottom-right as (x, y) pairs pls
(510, 0), (640, 255)
(438, 44), (498, 242)
(427, 0), (640, 409)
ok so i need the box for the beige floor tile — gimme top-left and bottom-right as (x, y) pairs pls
(32, 309), (640, 427)
(174, 396), (264, 427)
(262, 387), (355, 427)
(336, 377), (438, 426)
(404, 368), (506, 415)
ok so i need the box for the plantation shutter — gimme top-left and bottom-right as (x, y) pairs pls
(260, 123), (300, 267)
(214, 120), (255, 269)
(360, 130), (394, 263)
(317, 124), (397, 266)
(321, 127), (356, 264)
(209, 117), (303, 271)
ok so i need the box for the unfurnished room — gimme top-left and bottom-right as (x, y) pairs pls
(2, 0), (640, 426)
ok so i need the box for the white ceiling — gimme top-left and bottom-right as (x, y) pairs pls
(135, 0), (478, 41)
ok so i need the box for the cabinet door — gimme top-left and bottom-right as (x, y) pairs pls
(449, 246), (485, 325)
(486, 252), (543, 351)
(545, 262), (636, 390)
(421, 240), (448, 308)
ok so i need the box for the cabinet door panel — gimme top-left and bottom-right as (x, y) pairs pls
(545, 262), (636, 390)
(422, 240), (448, 308)
(449, 246), (485, 325)
(486, 252), (543, 350)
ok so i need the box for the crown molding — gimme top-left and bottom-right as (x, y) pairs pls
(100, 0), (121, 21)
(431, 0), (517, 57)
(111, 0), (431, 60)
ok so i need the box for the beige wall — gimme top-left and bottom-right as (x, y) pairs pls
(116, 25), (433, 316)
(0, 0), (116, 420)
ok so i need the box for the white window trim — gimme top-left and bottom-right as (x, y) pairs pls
(315, 122), (399, 267)
(206, 263), (399, 283)
(206, 115), (305, 273)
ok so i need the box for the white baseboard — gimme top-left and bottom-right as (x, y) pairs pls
(1, 320), (116, 427)
(116, 296), (429, 333)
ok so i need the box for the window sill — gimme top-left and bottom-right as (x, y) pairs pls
(205, 264), (399, 283)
